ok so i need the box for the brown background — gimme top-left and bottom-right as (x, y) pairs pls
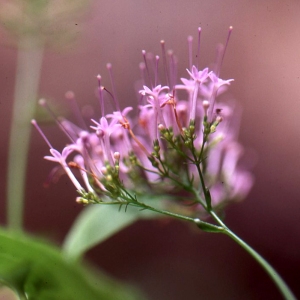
(1, 1), (300, 299)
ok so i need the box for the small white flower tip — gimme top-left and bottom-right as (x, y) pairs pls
(198, 27), (201, 32)
(203, 100), (209, 109)
(160, 40), (165, 45)
(31, 119), (37, 125)
(187, 35), (193, 42)
(229, 26), (233, 31)
(38, 98), (46, 106)
(96, 74), (101, 80)
(142, 50), (146, 55)
(106, 63), (112, 69)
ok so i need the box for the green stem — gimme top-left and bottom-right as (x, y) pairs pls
(7, 36), (44, 231)
(210, 211), (296, 300)
(190, 138), (296, 299)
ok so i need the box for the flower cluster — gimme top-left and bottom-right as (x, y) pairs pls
(33, 28), (253, 217)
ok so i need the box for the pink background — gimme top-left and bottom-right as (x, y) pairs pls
(1, 1), (300, 299)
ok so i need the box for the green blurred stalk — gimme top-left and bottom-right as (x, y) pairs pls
(7, 36), (44, 231)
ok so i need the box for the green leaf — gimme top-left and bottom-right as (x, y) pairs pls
(205, 188), (212, 211)
(194, 219), (224, 233)
(63, 201), (160, 261)
(0, 228), (145, 300)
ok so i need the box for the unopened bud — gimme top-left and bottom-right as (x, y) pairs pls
(76, 197), (89, 205)
(203, 100), (209, 109)
(216, 116), (223, 123)
(106, 174), (113, 181)
(101, 167), (107, 175)
(114, 152), (120, 160)
(203, 100), (209, 117)
(158, 124), (165, 131)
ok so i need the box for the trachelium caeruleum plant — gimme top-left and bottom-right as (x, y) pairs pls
(32, 27), (296, 299)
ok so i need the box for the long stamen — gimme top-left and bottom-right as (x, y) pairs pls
(38, 98), (75, 143)
(154, 55), (159, 87)
(160, 40), (170, 87)
(216, 26), (233, 76)
(142, 50), (153, 88)
(106, 63), (120, 111)
(31, 119), (53, 149)
(139, 62), (146, 85)
(168, 50), (176, 90)
(97, 75), (105, 117)
(187, 35), (193, 71)
(196, 27), (201, 68)
(65, 91), (87, 130)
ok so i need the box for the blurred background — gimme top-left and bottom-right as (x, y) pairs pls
(1, 0), (300, 299)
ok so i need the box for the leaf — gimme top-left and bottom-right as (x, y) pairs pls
(194, 219), (224, 233)
(63, 199), (162, 261)
(0, 228), (145, 300)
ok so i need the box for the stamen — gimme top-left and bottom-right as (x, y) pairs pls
(160, 40), (170, 87)
(168, 50), (177, 90)
(187, 35), (193, 71)
(139, 62), (146, 85)
(31, 119), (53, 149)
(38, 99), (75, 143)
(216, 26), (233, 76)
(154, 55), (159, 87)
(142, 50), (153, 88)
(65, 91), (87, 130)
(97, 75), (105, 117)
(196, 27), (201, 68)
(106, 63), (120, 111)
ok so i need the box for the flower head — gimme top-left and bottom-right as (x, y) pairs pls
(33, 27), (253, 216)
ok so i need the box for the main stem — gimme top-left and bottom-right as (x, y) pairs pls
(7, 36), (44, 231)
(192, 129), (295, 299)
(209, 211), (296, 300)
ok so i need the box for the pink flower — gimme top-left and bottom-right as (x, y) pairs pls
(44, 147), (84, 191)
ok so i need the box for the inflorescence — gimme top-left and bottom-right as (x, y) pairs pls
(32, 27), (253, 218)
